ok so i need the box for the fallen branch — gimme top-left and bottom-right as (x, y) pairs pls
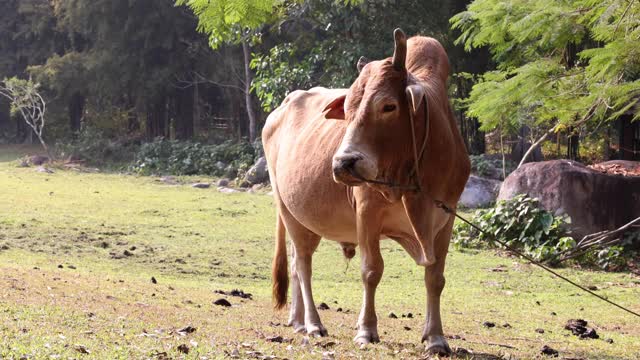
(558, 217), (640, 262)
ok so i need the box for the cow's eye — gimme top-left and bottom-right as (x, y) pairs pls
(382, 104), (396, 113)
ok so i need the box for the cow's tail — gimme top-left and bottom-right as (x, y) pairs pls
(272, 212), (288, 309)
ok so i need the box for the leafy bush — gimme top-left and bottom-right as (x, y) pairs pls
(56, 126), (138, 166)
(131, 138), (257, 177)
(454, 194), (638, 270)
(469, 154), (516, 179)
(453, 195), (574, 262)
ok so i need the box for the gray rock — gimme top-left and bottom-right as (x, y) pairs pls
(218, 186), (239, 194)
(159, 176), (178, 185)
(243, 157), (269, 185)
(498, 160), (640, 237)
(35, 166), (54, 174)
(192, 183), (211, 189)
(459, 175), (502, 208)
(217, 178), (230, 187)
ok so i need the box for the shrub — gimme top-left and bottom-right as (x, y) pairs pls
(453, 194), (637, 270)
(131, 138), (257, 177)
(453, 194), (574, 262)
(469, 154), (516, 179)
(56, 126), (138, 166)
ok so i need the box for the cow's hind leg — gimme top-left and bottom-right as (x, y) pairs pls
(281, 214), (327, 337)
(422, 217), (454, 355)
(287, 246), (305, 333)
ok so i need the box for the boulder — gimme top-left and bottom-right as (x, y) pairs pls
(243, 157), (268, 185)
(459, 175), (502, 208)
(216, 178), (230, 187)
(498, 160), (640, 237)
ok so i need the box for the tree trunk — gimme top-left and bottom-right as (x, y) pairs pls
(193, 81), (200, 138)
(519, 129), (553, 168)
(68, 93), (85, 135)
(175, 88), (194, 140)
(242, 39), (257, 142)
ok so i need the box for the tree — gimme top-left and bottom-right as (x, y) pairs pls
(176, 0), (288, 142)
(0, 77), (52, 158)
(251, 0), (457, 111)
(451, 0), (640, 164)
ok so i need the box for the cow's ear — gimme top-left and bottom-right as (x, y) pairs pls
(405, 84), (425, 115)
(322, 95), (346, 120)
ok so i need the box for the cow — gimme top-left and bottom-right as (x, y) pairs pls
(262, 28), (470, 355)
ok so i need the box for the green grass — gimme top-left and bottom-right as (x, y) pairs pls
(1, 144), (639, 359)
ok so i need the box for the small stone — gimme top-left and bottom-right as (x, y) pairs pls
(587, 285), (598, 291)
(550, 312), (557, 316)
(336, 307), (343, 312)
(540, 345), (558, 357)
(266, 335), (284, 343)
(605, 338), (614, 344)
(218, 186), (239, 194)
(536, 328), (545, 334)
(403, 326), (411, 331)
(178, 326), (196, 335)
(483, 321), (496, 328)
(580, 328), (599, 339)
(74, 345), (90, 354)
(57, 265), (64, 269)
(176, 344), (189, 354)
(406, 312), (413, 318)
(67, 265), (76, 270)
(388, 312), (398, 319)
(123, 250), (133, 256)
(213, 298), (231, 307)
(192, 183), (211, 189)
(317, 302), (330, 310)
(35, 166), (54, 173)
(151, 277), (157, 284)
(502, 323), (512, 328)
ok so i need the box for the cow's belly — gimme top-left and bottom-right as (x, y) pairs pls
(272, 109), (360, 244)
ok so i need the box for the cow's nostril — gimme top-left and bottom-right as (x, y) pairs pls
(339, 157), (358, 170)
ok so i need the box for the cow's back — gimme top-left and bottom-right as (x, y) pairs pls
(262, 88), (358, 243)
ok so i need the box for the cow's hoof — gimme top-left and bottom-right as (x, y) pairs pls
(424, 335), (451, 356)
(306, 324), (328, 337)
(287, 320), (307, 333)
(289, 322), (306, 334)
(354, 330), (380, 345)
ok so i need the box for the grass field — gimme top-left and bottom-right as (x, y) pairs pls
(1, 145), (639, 359)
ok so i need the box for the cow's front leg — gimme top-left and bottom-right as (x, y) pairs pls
(422, 219), (453, 355)
(354, 207), (383, 345)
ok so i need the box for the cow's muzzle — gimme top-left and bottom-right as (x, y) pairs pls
(332, 152), (376, 186)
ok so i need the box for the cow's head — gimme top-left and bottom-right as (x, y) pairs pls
(326, 29), (427, 192)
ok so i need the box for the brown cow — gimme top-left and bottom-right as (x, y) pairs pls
(262, 29), (470, 354)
